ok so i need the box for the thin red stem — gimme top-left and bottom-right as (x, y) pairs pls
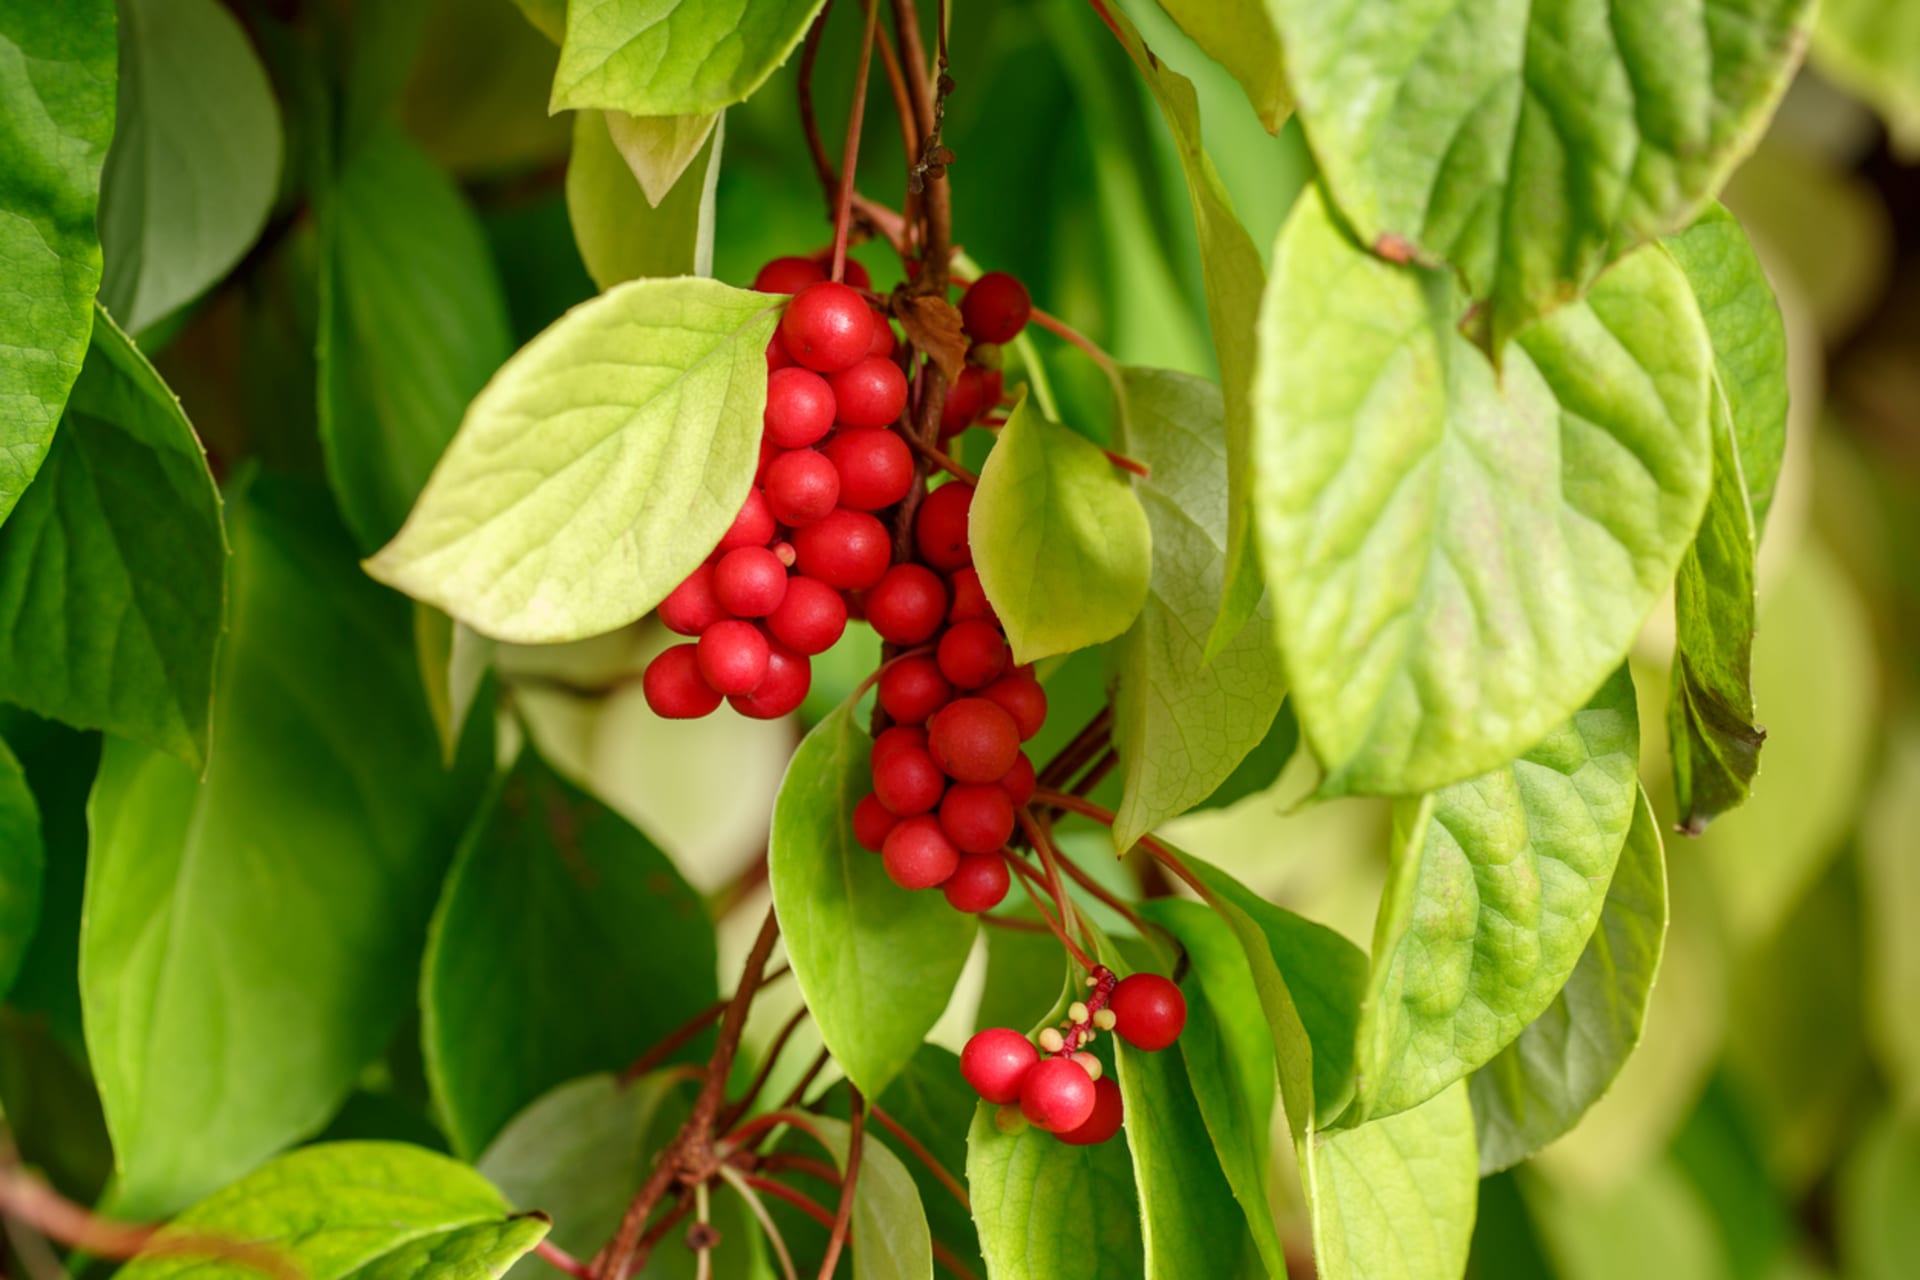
(716, 1003), (812, 1133)
(904, 433), (979, 484)
(739, 1176), (838, 1232)
(537, 1241), (594, 1279)
(979, 911), (1051, 934)
(830, 0), (883, 282)
(0, 1168), (301, 1280)
(816, 1092), (865, 1279)
(1005, 845), (1093, 969)
(868, 1106), (970, 1212)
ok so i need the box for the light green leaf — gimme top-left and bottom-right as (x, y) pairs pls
(0, 307), (224, 767)
(0, 739), (41, 997)
(1152, 0), (1289, 132)
(606, 109), (720, 207)
(319, 126), (513, 553)
(117, 1142), (547, 1280)
(422, 749), (717, 1158)
(0, 0), (115, 526)
(552, 0), (826, 117)
(1471, 789), (1668, 1173)
(965, 1100), (1145, 1280)
(1110, 367), (1284, 852)
(97, 0), (280, 334)
(366, 277), (780, 643)
(83, 478), (463, 1217)
(1354, 667), (1639, 1123)
(972, 391), (1152, 664)
(1309, 1081), (1477, 1280)
(510, 0), (566, 43)
(808, 1115), (933, 1280)
(1254, 187), (1711, 796)
(1272, 0), (1813, 351)
(1523, 1160), (1732, 1280)
(567, 109), (720, 291)
(1839, 1108), (1920, 1280)
(768, 698), (976, 1100)
(1814, 0), (1920, 154)
(1863, 727), (1920, 1104)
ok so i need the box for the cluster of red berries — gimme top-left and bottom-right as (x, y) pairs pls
(938, 271), (1031, 438)
(643, 253), (913, 721)
(960, 968), (1187, 1144)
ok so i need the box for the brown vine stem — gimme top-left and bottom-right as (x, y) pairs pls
(618, 966), (791, 1085)
(537, 1241), (594, 1279)
(1036, 708), (1112, 790)
(1032, 829), (1150, 936)
(815, 1090), (865, 1279)
(829, 0), (883, 282)
(799, 1), (911, 255)
(714, 1003), (812, 1134)
(716, 1167), (800, 1280)
(1004, 845), (1093, 969)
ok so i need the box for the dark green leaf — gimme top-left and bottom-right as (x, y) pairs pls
(0, 736), (39, 996)
(566, 109), (721, 291)
(0, 1007), (113, 1204)
(0, 712), (99, 1051)
(551, 0), (826, 116)
(871, 1046), (983, 1271)
(965, 1101), (1145, 1280)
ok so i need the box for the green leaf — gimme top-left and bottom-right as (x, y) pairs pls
(551, 0), (826, 116)
(869, 1047), (983, 1270)
(0, 738), (41, 997)
(509, 0), (565, 43)
(606, 109), (721, 207)
(1151, 0), (1289, 132)
(319, 126), (513, 553)
(808, 1115), (934, 1280)
(972, 392), (1152, 664)
(1354, 666), (1640, 1122)
(1814, 0), (1920, 154)
(1470, 788), (1668, 1173)
(0, 1005), (113, 1204)
(965, 1101), (1145, 1280)
(1522, 1160), (1732, 1280)
(366, 277), (779, 643)
(1, 712), (98, 1053)
(0, 307), (225, 767)
(117, 1142), (548, 1280)
(96, 0), (281, 334)
(0, 0), (115, 525)
(1254, 187), (1711, 796)
(1309, 1082), (1478, 1280)
(1863, 727), (1920, 1103)
(566, 109), (720, 291)
(83, 478), (463, 1217)
(1839, 1108), (1920, 1280)
(768, 697), (976, 1100)
(1271, 0), (1813, 351)
(1109, 366), (1285, 851)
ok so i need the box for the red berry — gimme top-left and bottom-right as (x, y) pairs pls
(871, 724), (928, 768)
(981, 674), (1046, 741)
(643, 645), (723, 718)
(947, 568), (995, 624)
(1109, 974), (1187, 1051)
(766, 338), (795, 372)
(882, 815), (960, 890)
(1021, 1056), (1096, 1132)
(961, 1028), (1038, 1104)
(765, 449), (841, 527)
(754, 256), (827, 294)
(928, 698), (1021, 784)
(713, 547), (788, 617)
(866, 564), (948, 646)
(729, 642), (812, 719)
(697, 620), (770, 696)
(937, 620), (1009, 689)
(960, 272), (1032, 344)
(939, 784), (1015, 854)
(660, 563), (726, 636)
(828, 356), (909, 429)
(981, 369), (1005, 408)
(718, 487), (776, 553)
(915, 482), (974, 571)
(943, 852), (1011, 912)
(876, 657), (952, 726)
(780, 282), (876, 373)
(765, 575), (847, 655)
(873, 745), (946, 817)
(764, 368), (837, 450)
(939, 367), (988, 437)
(792, 509), (891, 590)
(825, 429), (913, 510)
(1000, 751), (1036, 806)
(814, 253), (872, 291)
(1057, 1076), (1123, 1146)
(867, 313), (896, 358)
(853, 793), (898, 852)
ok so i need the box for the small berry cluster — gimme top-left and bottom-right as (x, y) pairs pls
(937, 271), (1030, 438)
(960, 969), (1188, 1143)
(643, 253), (913, 722)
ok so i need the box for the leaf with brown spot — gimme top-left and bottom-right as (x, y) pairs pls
(896, 294), (968, 384)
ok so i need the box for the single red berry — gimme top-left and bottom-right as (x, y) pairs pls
(939, 366), (988, 437)
(825, 429), (913, 510)
(712, 547), (788, 618)
(961, 1028), (1038, 1105)
(981, 673), (1046, 741)
(1109, 973), (1187, 1051)
(867, 312), (896, 358)
(697, 620), (770, 696)
(866, 564), (949, 646)
(939, 784), (1015, 855)
(853, 793), (898, 852)
(981, 369), (1005, 408)
(780, 282), (876, 374)
(943, 852), (1011, 912)
(754, 256), (827, 294)
(1021, 1056), (1097, 1132)
(876, 657), (953, 726)
(828, 356), (909, 429)
(1056, 1076), (1123, 1146)
(937, 620), (1009, 690)
(717, 487), (776, 553)
(765, 575), (846, 655)
(643, 645), (723, 719)
(765, 337), (795, 372)
(873, 745), (946, 817)
(813, 253), (871, 292)
(729, 642), (812, 720)
(871, 724), (929, 768)
(660, 563), (726, 636)
(928, 697), (1021, 784)
(792, 508), (891, 591)
(756, 438), (780, 482)
(960, 272), (1032, 344)
(947, 567), (995, 624)
(1000, 751), (1036, 806)
(882, 815), (960, 890)
(764, 449), (841, 527)
(764, 368), (837, 450)
(915, 482), (974, 571)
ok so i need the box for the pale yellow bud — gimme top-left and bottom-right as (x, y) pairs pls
(1038, 1027), (1065, 1053)
(1068, 1001), (1090, 1024)
(1072, 1052), (1102, 1081)
(1093, 1009), (1118, 1031)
